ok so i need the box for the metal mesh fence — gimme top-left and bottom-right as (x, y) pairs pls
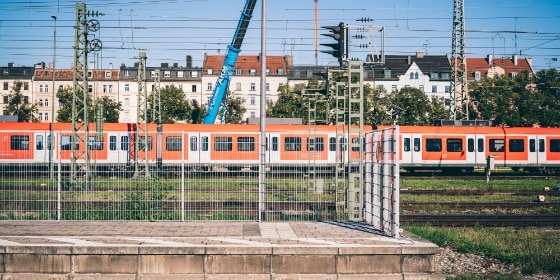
(0, 129), (353, 222)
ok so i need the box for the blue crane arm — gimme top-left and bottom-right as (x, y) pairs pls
(202, 0), (257, 124)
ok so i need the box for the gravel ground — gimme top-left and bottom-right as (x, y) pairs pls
(435, 246), (558, 280)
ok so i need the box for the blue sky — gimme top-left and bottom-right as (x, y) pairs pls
(0, 0), (559, 72)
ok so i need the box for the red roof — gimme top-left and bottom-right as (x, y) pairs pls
(203, 54), (287, 76)
(466, 55), (533, 80)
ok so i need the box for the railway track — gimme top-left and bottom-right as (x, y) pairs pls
(401, 189), (560, 196)
(401, 214), (560, 226)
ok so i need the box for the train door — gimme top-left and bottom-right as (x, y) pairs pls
(107, 132), (129, 165)
(267, 133), (281, 164)
(527, 135), (545, 167)
(188, 132), (210, 167)
(465, 135), (485, 167)
(34, 132), (49, 163)
(400, 133), (413, 165)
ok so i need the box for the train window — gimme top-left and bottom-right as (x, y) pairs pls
(214, 136), (232, 151)
(36, 135), (44, 150)
(539, 139), (545, 152)
(351, 137), (361, 152)
(478, 138), (484, 152)
(272, 137), (278, 151)
(414, 138), (420, 152)
(426, 138), (442, 152)
(403, 138), (410, 152)
(11, 135), (30, 150)
(138, 136), (153, 151)
(166, 136), (182, 151)
(307, 137), (324, 151)
(340, 137), (348, 151)
(238, 137), (255, 151)
(121, 136), (129, 151)
(190, 136), (198, 151)
(285, 137), (301, 151)
(329, 137), (336, 151)
(265, 137), (269, 151)
(530, 139), (536, 152)
(489, 139), (505, 152)
(447, 138), (462, 152)
(509, 139), (524, 152)
(61, 136), (78, 150)
(550, 140), (560, 152)
(89, 136), (103, 150)
(110, 136), (117, 151)
(201, 136), (209, 151)
(467, 138), (474, 152)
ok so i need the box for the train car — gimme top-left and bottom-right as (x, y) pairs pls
(1, 122), (560, 175)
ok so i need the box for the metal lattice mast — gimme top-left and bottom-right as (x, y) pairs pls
(346, 60), (364, 221)
(450, 0), (467, 120)
(133, 52), (150, 178)
(71, 3), (90, 189)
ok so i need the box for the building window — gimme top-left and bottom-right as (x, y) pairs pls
(384, 69), (391, 78)
(432, 85), (437, 93)
(39, 85), (44, 93)
(151, 71), (156, 77)
(250, 111), (255, 118)
(307, 70), (313, 77)
(124, 84), (130, 92)
(103, 85), (108, 93)
(178, 84), (183, 90)
(250, 68), (256, 75)
(235, 68), (242, 75)
(391, 85), (397, 92)
(39, 99), (43, 106)
(39, 113), (43, 120)
(105, 71), (111, 78)
(441, 73), (450, 79)
(23, 82), (29, 90)
(294, 70), (300, 77)
(58, 85), (63, 91)
(164, 71), (171, 78)
(207, 69), (213, 75)
(410, 72), (414, 79)
(445, 85), (450, 93)
(177, 71), (184, 78)
(430, 72), (439, 79)
(124, 97), (129, 106)
(87, 71), (92, 78)
(250, 83), (256, 91)
(207, 83), (213, 90)
(44, 113), (49, 121)
(191, 71), (198, 78)
(265, 83), (270, 91)
(278, 68), (284, 75)
(88, 85), (93, 93)
(191, 85), (197, 93)
(250, 97), (256, 105)
(415, 72), (419, 79)
(266, 68), (270, 75)
(419, 85), (424, 91)
(44, 99), (49, 107)
(236, 83), (242, 91)
(124, 69), (131, 77)
(3, 82), (8, 90)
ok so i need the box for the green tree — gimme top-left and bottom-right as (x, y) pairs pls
(6, 81), (38, 122)
(147, 85), (192, 123)
(535, 68), (560, 127)
(56, 87), (121, 123)
(190, 99), (205, 124)
(388, 87), (432, 125)
(267, 83), (307, 121)
(222, 94), (246, 124)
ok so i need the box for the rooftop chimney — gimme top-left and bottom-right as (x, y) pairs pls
(487, 54), (493, 65)
(186, 55), (192, 68)
(416, 51), (424, 58)
(512, 54), (518, 66)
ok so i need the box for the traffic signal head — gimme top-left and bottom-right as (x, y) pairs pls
(320, 22), (348, 66)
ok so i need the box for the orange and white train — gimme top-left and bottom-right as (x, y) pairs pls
(1, 122), (560, 174)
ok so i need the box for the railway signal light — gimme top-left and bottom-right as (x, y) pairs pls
(321, 22), (348, 67)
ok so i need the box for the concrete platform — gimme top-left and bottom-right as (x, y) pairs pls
(0, 221), (444, 279)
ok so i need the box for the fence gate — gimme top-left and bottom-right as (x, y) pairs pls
(364, 126), (400, 238)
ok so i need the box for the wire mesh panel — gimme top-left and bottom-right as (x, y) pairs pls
(364, 126), (400, 237)
(0, 128), (349, 222)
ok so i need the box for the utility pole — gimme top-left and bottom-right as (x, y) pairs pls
(450, 0), (467, 120)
